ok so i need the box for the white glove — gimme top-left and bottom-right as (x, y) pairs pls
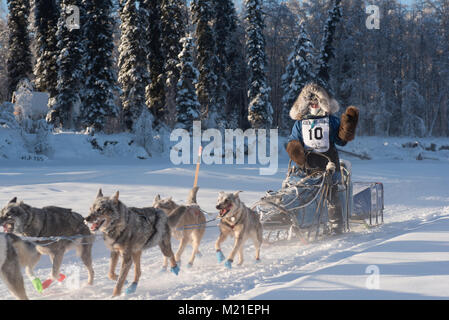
(326, 162), (336, 173)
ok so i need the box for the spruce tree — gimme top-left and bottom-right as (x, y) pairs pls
(47, 0), (85, 129)
(161, 0), (186, 126)
(191, 0), (219, 128)
(82, 0), (118, 131)
(141, 0), (166, 127)
(7, 0), (32, 98)
(176, 36), (201, 131)
(212, 0), (230, 119)
(281, 21), (316, 130)
(226, 22), (247, 129)
(245, 0), (273, 129)
(315, 0), (342, 93)
(118, 0), (148, 130)
(212, 0), (241, 129)
(33, 0), (59, 100)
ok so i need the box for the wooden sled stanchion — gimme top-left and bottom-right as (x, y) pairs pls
(193, 146), (203, 188)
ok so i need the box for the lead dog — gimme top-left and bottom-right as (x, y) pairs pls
(0, 233), (41, 300)
(215, 191), (263, 269)
(153, 187), (206, 267)
(86, 189), (184, 296)
(0, 198), (95, 288)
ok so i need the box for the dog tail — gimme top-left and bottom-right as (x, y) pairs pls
(186, 186), (199, 205)
(167, 206), (187, 228)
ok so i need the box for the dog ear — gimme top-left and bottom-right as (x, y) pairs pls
(233, 191), (243, 198)
(154, 194), (161, 203)
(112, 191), (120, 204)
(8, 197), (17, 204)
(96, 189), (103, 198)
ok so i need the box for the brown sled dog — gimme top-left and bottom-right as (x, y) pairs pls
(86, 189), (184, 296)
(215, 191), (263, 269)
(153, 187), (206, 267)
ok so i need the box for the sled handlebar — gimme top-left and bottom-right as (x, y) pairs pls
(288, 151), (334, 172)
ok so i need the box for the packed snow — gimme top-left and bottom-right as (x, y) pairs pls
(0, 132), (448, 300)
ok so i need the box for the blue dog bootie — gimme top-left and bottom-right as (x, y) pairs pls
(125, 282), (138, 295)
(171, 265), (180, 276)
(224, 260), (233, 269)
(216, 250), (225, 263)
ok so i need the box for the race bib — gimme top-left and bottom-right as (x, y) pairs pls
(301, 117), (330, 152)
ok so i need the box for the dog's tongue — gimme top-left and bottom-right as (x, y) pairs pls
(90, 223), (98, 231)
(3, 223), (11, 233)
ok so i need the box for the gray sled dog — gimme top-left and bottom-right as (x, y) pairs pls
(0, 198), (95, 288)
(86, 189), (184, 296)
(153, 186), (206, 267)
(215, 191), (263, 269)
(0, 233), (41, 300)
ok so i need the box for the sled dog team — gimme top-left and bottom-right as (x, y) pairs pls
(0, 187), (263, 299)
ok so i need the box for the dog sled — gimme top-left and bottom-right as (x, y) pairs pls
(252, 152), (384, 243)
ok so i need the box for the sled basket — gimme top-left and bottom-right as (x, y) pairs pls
(253, 155), (353, 242)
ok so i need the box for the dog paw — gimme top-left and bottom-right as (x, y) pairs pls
(216, 250), (225, 263)
(32, 278), (43, 293)
(125, 282), (138, 295)
(224, 260), (232, 269)
(108, 273), (118, 281)
(171, 265), (180, 276)
(187, 262), (193, 269)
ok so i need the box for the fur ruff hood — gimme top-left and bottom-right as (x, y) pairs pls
(289, 83), (340, 120)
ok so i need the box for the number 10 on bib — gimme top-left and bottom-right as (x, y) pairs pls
(301, 117), (330, 153)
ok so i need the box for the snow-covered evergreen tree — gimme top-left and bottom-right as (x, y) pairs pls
(226, 21), (247, 129)
(33, 0), (59, 100)
(82, 0), (118, 132)
(118, 0), (149, 130)
(315, 0), (342, 94)
(176, 36), (201, 131)
(7, 0), (32, 98)
(161, 0), (186, 127)
(133, 108), (154, 155)
(212, 0), (233, 121)
(401, 81), (426, 137)
(141, 0), (166, 127)
(14, 79), (52, 155)
(191, 0), (219, 129)
(47, 0), (86, 129)
(245, 0), (273, 129)
(281, 21), (316, 130)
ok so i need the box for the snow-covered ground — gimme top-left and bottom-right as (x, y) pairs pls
(0, 133), (448, 300)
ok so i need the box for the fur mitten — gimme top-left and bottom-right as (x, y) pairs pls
(286, 140), (306, 166)
(338, 106), (359, 142)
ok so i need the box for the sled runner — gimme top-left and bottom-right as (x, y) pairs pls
(252, 152), (383, 243)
